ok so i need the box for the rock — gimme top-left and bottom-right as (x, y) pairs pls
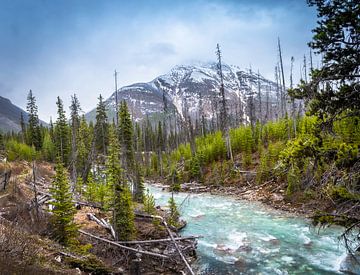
(269, 238), (280, 246)
(272, 193), (283, 202)
(237, 245), (253, 253)
(55, 255), (62, 263)
(214, 244), (233, 255)
(303, 241), (313, 249)
(234, 258), (248, 272)
(339, 253), (360, 275)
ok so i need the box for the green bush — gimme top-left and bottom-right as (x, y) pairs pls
(5, 140), (37, 161)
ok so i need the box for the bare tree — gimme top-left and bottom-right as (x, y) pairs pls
(216, 44), (233, 161)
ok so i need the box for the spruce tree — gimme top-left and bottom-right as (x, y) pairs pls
(290, 0), (359, 125)
(50, 160), (78, 246)
(55, 97), (70, 165)
(118, 101), (135, 170)
(20, 112), (26, 143)
(26, 90), (42, 150)
(69, 94), (81, 185)
(77, 116), (92, 181)
(106, 126), (135, 240)
(94, 94), (109, 156)
(167, 194), (180, 227)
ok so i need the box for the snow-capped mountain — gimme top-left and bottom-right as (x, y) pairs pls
(85, 62), (280, 123)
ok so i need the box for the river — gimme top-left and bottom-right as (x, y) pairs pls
(147, 184), (347, 274)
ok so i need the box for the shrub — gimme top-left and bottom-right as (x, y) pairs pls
(5, 140), (37, 161)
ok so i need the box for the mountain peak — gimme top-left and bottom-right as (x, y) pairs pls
(85, 62), (279, 123)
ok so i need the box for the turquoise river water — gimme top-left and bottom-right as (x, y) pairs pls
(147, 184), (347, 275)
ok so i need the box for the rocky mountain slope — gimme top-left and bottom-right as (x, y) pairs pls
(0, 96), (47, 133)
(85, 62), (281, 123)
(0, 96), (29, 133)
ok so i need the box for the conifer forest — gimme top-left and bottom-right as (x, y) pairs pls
(0, 0), (359, 274)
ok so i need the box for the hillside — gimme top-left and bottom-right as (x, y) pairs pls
(0, 96), (47, 133)
(85, 62), (283, 123)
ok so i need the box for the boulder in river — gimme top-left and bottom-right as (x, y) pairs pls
(339, 253), (360, 275)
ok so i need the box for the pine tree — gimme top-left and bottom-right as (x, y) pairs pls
(143, 188), (156, 215)
(94, 94), (109, 156)
(42, 131), (56, 161)
(26, 90), (42, 150)
(77, 116), (92, 181)
(133, 162), (144, 202)
(106, 126), (135, 240)
(291, 0), (359, 125)
(50, 160), (78, 246)
(167, 194), (180, 227)
(69, 94), (81, 185)
(55, 97), (70, 165)
(118, 101), (135, 170)
(20, 112), (26, 143)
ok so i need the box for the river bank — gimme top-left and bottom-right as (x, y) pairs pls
(148, 179), (330, 218)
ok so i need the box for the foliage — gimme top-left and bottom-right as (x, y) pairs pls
(55, 97), (70, 165)
(50, 160), (78, 246)
(290, 0), (360, 123)
(94, 94), (109, 156)
(143, 188), (156, 215)
(113, 185), (136, 240)
(167, 195), (180, 227)
(41, 131), (56, 161)
(26, 90), (42, 150)
(106, 127), (135, 240)
(5, 139), (37, 161)
(118, 101), (135, 170)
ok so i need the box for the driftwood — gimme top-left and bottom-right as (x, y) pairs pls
(135, 213), (194, 275)
(87, 213), (116, 240)
(79, 229), (169, 259)
(116, 235), (202, 245)
(162, 219), (195, 275)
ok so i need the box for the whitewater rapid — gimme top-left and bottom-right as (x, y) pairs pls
(147, 184), (346, 274)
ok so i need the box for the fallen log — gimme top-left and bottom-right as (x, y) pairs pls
(87, 213), (116, 240)
(137, 213), (195, 275)
(116, 235), (202, 245)
(78, 229), (169, 259)
(162, 220), (195, 275)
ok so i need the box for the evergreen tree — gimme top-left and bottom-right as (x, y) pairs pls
(55, 97), (70, 165)
(143, 188), (156, 215)
(49, 118), (55, 142)
(106, 126), (135, 240)
(69, 94), (81, 185)
(167, 194), (180, 227)
(94, 94), (109, 156)
(291, 0), (360, 125)
(20, 112), (26, 143)
(50, 160), (78, 246)
(77, 116), (92, 180)
(26, 90), (42, 150)
(118, 101), (135, 170)
(133, 162), (145, 202)
(42, 131), (56, 161)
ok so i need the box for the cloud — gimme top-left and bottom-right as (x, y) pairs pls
(0, 0), (317, 121)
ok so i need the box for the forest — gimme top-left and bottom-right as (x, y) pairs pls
(0, 0), (359, 274)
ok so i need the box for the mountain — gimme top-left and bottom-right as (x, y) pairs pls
(85, 62), (280, 123)
(0, 96), (46, 133)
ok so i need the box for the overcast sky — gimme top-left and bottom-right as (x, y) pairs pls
(0, 0), (318, 121)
